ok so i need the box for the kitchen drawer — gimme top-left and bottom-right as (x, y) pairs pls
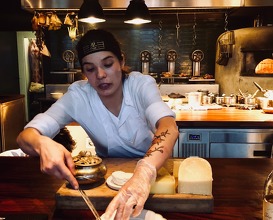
(210, 129), (273, 143)
(210, 143), (272, 158)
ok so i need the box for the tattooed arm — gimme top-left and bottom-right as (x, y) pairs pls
(104, 116), (178, 220)
(144, 116), (179, 170)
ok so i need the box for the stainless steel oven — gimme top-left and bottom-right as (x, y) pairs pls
(174, 128), (273, 158)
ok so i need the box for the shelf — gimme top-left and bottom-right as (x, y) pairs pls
(189, 78), (215, 82)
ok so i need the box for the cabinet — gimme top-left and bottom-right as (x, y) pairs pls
(174, 128), (273, 158)
(0, 95), (26, 152)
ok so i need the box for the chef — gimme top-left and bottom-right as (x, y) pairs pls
(17, 29), (179, 220)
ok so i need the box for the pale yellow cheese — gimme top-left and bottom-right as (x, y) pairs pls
(173, 160), (182, 178)
(178, 157), (213, 195)
(150, 167), (175, 194)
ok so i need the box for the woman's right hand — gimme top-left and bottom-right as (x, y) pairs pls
(38, 136), (79, 189)
(17, 128), (79, 189)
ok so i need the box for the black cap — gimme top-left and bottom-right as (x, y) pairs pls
(76, 29), (123, 65)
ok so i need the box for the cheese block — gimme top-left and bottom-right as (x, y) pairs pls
(150, 167), (175, 194)
(173, 160), (182, 178)
(178, 157), (213, 195)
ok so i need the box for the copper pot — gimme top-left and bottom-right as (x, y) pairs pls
(73, 151), (107, 185)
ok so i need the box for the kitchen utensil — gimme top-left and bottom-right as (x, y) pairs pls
(187, 92), (202, 106)
(140, 50), (151, 74)
(244, 97), (256, 110)
(224, 96), (232, 107)
(239, 89), (246, 98)
(215, 96), (224, 105)
(202, 95), (213, 105)
(191, 49), (204, 77)
(253, 81), (273, 98)
(166, 50), (177, 74)
(253, 81), (267, 93)
(255, 97), (268, 109)
(79, 189), (101, 220)
(251, 89), (259, 98)
(62, 50), (75, 69)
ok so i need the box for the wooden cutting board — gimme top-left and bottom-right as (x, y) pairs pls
(55, 158), (213, 213)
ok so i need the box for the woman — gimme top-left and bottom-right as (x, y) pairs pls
(17, 29), (179, 220)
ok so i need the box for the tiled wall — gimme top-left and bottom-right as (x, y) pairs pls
(45, 15), (225, 84)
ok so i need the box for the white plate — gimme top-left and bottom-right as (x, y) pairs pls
(106, 175), (122, 191)
(100, 209), (166, 220)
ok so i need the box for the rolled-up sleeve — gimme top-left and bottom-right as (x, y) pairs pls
(24, 113), (61, 138)
(146, 101), (176, 129)
(128, 72), (176, 130)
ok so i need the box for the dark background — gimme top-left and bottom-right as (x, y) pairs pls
(1, 0), (273, 94)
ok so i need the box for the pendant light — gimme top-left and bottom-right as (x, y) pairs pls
(78, 0), (105, 24)
(124, 0), (151, 25)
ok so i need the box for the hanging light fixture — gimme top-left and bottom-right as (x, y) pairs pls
(124, 0), (151, 25)
(78, 0), (105, 24)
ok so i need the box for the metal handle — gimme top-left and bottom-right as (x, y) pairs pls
(253, 81), (266, 93)
(79, 189), (101, 220)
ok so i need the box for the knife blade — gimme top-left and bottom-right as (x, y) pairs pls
(79, 189), (101, 220)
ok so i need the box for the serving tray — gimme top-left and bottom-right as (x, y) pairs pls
(55, 158), (213, 213)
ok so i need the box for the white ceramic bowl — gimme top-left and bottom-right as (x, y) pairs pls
(50, 92), (63, 99)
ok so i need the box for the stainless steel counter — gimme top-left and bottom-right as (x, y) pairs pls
(0, 95), (26, 152)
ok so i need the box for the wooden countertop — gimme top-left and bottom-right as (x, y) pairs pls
(175, 107), (273, 127)
(0, 156), (271, 219)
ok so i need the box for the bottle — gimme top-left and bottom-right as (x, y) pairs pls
(263, 170), (273, 219)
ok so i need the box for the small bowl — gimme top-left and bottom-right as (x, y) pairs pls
(50, 92), (63, 99)
(73, 151), (107, 185)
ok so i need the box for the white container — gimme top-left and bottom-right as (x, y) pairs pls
(188, 92), (202, 107)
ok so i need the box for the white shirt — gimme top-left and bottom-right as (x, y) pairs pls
(25, 71), (175, 157)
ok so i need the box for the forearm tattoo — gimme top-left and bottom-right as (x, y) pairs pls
(145, 129), (170, 157)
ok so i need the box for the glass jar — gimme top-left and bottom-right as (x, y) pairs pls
(263, 170), (273, 219)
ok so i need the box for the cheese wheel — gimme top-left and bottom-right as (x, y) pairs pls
(178, 157), (213, 195)
(150, 167), (175, 194)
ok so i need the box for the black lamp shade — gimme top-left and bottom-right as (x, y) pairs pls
(125, 0), (151, 24)
(78, 0), (105, 23)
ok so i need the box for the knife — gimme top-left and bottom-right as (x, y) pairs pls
(79, 189), (101, 220)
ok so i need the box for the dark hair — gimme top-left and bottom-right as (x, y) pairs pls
(53, 127), (76, 152)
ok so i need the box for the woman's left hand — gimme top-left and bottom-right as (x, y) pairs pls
(103, 159), (156, 220)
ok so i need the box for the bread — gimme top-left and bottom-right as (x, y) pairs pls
(255, 58), (273, 74)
